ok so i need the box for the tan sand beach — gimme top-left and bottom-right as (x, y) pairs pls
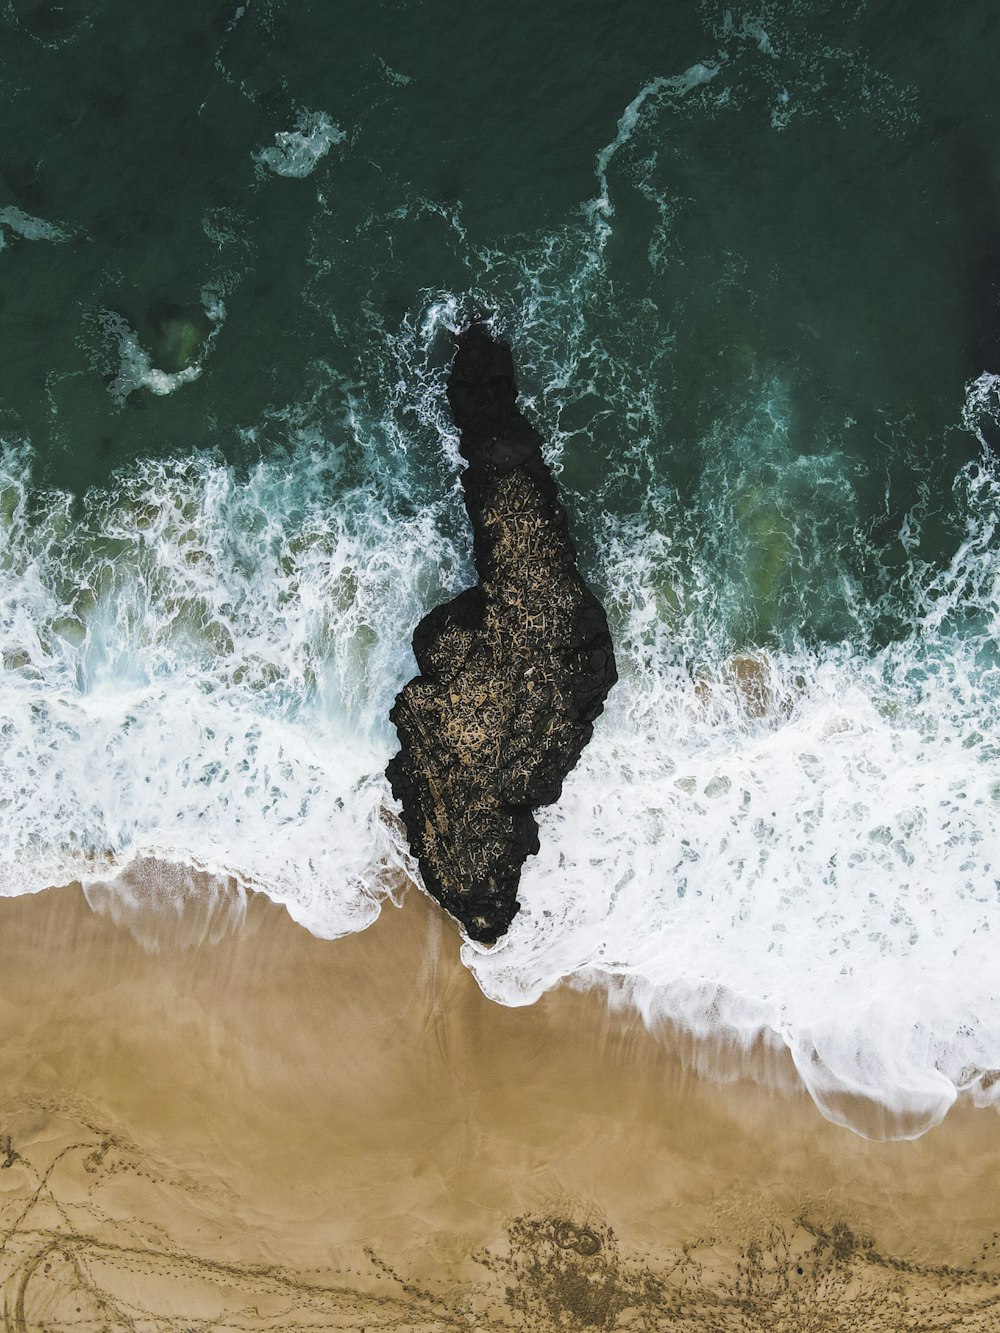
(1, 870), (999, 1330)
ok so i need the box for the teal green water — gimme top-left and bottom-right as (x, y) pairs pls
(3, 0), (1000, 1136)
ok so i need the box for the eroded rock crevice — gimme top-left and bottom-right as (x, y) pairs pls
(386, 325), (617, 943)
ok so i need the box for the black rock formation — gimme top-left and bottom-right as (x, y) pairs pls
(386, 325), (617, 944)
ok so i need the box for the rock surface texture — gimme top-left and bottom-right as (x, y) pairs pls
(386, 326), (617, 944)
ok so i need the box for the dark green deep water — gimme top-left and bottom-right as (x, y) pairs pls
(3, 1), (997, 502)
(3, 0), (1000, 1134)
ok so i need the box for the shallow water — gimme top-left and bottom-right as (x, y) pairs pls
(2, 0), (1000, 1138)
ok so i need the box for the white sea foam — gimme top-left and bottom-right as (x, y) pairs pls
(254, 110), (345, 179)
(0, 441), (467, 937)
(591, 64), (719, 226)
(0, 205), (71, 246)
(100, 289), (226, 403)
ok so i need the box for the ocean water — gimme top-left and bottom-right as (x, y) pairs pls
(2, 0), (1000, 1140)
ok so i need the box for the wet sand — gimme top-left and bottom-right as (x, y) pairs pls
(1, 874), (1000, 1330)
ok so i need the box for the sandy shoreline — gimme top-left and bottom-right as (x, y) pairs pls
(2, 875), (1000, 1329)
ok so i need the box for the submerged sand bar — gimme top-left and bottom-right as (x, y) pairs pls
(1, 878), (1000, 1329)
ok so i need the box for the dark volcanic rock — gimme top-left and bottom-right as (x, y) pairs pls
(386, 325), (617, 944)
